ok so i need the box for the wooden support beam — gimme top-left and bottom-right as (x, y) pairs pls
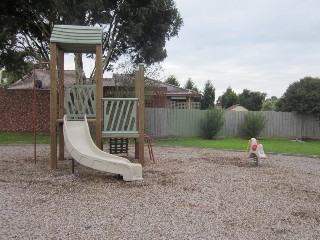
(136, 64), (145, 166)
(50, 43), (58, 170)
(58, 50), (64, 160)
(95, 44), (103, 149)
(135, 70), (140, 160)
(102, 133), (139, 139)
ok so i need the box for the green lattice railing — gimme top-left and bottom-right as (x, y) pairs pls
(65, 85), (96, 119)
(102, 98), (138, 136)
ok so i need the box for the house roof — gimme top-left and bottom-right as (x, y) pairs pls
(109, 74), (201, 97)
(152, 80), (201, 97)
(9, 70), (202, 97)
(9, 69), (76, 89)
(227, 105), (248, 111)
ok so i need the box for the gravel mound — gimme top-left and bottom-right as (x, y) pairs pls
(1, 144), (319, 239)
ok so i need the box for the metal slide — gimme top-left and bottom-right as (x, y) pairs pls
(63, 115), (143, 181)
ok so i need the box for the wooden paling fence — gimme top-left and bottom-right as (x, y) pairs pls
(145, 108), (320, 139)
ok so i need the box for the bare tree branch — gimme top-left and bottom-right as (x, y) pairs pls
(21, 33), (43, 61)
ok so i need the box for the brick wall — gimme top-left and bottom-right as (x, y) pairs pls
(0, 89), (50, 134)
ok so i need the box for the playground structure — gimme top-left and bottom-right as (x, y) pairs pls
(49, 25), (145, 179)
(245, 138), (266, 166)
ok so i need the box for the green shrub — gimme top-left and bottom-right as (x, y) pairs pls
(240, 112), (267, 138)
(200, 108), (225, 139)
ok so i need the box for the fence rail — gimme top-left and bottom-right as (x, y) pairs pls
(64, 84), (96, 119)
(145, 108), (320, 139)
(102, 98), (138, 136)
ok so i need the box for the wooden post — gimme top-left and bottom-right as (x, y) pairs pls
(50, 43), (58, 170)
(135, 70), (140, 159)
(95, 44), (103, 149)
(58, 49), (64, 160)
(136, 63), (145, 166)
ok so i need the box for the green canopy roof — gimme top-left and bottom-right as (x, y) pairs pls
(50, 25), (102, 53)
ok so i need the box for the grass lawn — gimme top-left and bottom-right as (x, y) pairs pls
(154, 137), (320, 157)
(1, 133), (319, 157)
(0, 133), (50, 144)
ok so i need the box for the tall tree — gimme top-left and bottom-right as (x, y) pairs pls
(0, 0), (183, 84)
(278, 77), (320, 114)
(220, 87), (238, 109)
(200, 80), (215, 110)
(184, 77), (199, 92)
(164, 75), (180, 86)
(238, 89), (266, 111)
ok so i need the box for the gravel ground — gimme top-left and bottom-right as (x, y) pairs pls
(1, 144), (320, 239)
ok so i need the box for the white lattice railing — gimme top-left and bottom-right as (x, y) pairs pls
(64, 85), (96, 119)
(170, 101), (201, 109)
(102, 98), (138, 136)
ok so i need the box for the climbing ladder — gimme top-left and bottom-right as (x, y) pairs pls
(144, 134), (155, 163)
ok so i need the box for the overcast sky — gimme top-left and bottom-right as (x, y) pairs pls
(74, 0), (320, 99)
(160, 0), (320, 99)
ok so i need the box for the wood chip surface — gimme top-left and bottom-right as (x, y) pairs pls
(1, 144), (319, 239)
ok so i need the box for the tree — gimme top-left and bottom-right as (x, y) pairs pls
(274, 98), (284, 112)
(0, 0), (41, 78)
(112, 60), (160, 100)
(165, 75), (180, 86)
(240, 112), (267, 138)
(261, 96), (279, 111)
(278, 77), (320, 114)
(238, 89), (266, 111)
(220, 87), (238, 109)
(0, 0), (55, 67)
(200, 109), (225, 139)
(200, 80), (215, 110)
(0, 0), (183, 84)
(184, 78), (199, 92)
(115, 58), (164, 81)
(0, 66), (32, 88)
